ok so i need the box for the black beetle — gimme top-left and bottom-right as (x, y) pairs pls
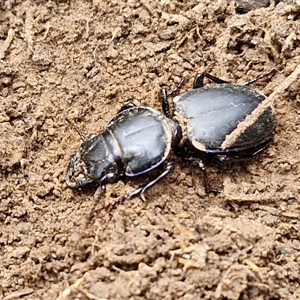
(161, 71), (276, 193)
(66, 105), (181, 204)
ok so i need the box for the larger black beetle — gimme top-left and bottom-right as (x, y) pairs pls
(161, 71), (276, 193)
(67, 71), (276, 207)
(66, 105), (181, 203)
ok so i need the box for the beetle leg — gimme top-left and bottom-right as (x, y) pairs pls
(194, 160), (221, 194)
(161, 79), (184, 117)
(193, 69), (275, 89)
(193, 72), (229, 89)
(161, 88), (171, 117)
(139, 163), (174, 200)
(117, 102), (137, 113)
(197, 160), (209, 194)
(240, 69), (275, 86)
(109, 163), (174, 209)
(85, 184), (106, 226)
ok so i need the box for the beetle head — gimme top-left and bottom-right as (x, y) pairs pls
(66, 134), (121, 189)
(66, 151), (94, 188)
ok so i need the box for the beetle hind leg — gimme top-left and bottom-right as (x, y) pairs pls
(197, 160), (221, 194)
(109, 163), (174, 209)
(193, 72), (229, 89)
(240, 69), (275, 86)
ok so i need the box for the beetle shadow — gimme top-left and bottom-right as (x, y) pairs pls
(176, 147), (264, 195)
(81, 162), (177, 225)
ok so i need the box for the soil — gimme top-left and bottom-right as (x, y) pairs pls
(1, 1), (300, 299)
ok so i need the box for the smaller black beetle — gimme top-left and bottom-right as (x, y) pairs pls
(161, 71), (276, 193)
(66, 105), (181, 204)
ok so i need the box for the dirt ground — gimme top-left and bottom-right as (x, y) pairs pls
(1, 0), (300, 299)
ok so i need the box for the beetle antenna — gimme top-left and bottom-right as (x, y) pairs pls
(65, 117), (86, 141)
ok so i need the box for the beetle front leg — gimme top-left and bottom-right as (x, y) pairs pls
(86, 184), (106, 226)
(109, 163), (174, 209)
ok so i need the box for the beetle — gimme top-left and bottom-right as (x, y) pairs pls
(161, 71), (276, 193)
(66, 105), (181, 206)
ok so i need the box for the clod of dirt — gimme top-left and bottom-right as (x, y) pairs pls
(0, 122), (26, 171)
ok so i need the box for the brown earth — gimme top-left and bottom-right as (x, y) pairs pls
(1, 1), (300, 299)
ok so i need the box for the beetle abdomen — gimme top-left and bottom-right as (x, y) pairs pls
(174, 84), (275, 150)
(230, 107), (275, 149)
